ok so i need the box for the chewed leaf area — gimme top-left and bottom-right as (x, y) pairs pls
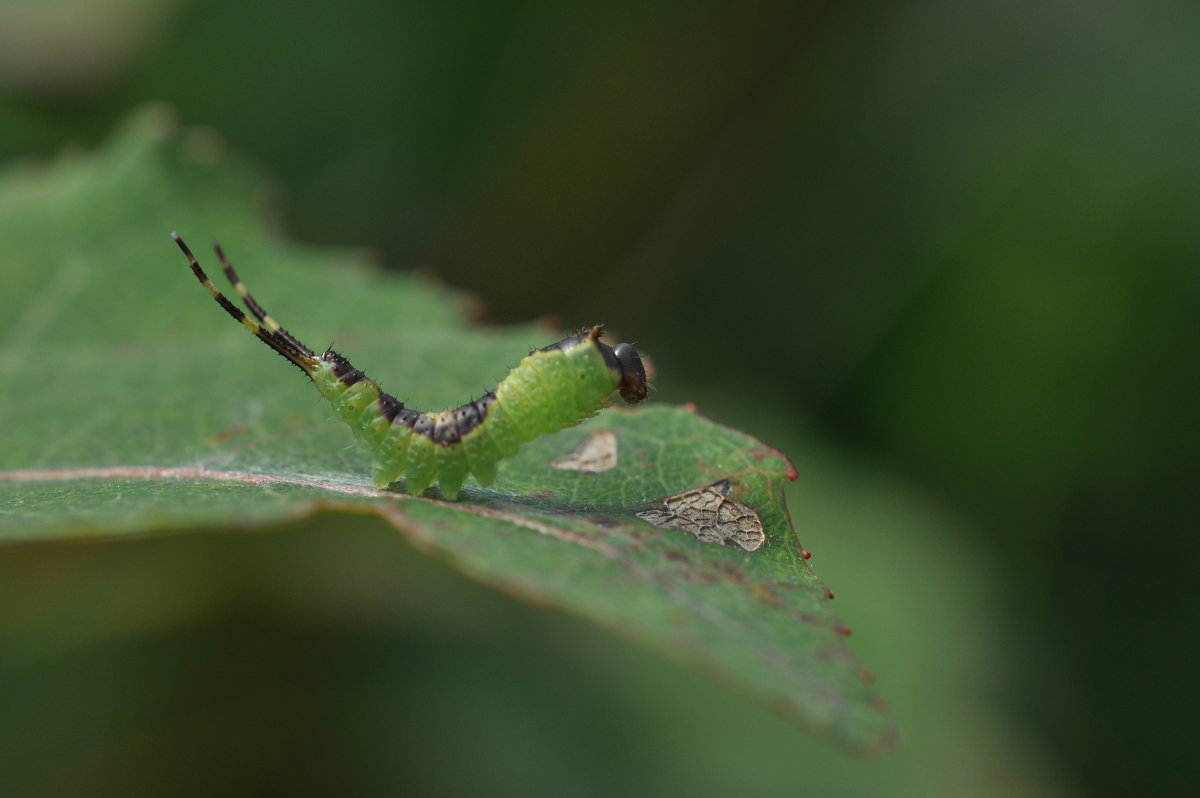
(636, 478), (766, 553)
(0, 107), (896, 756)
(548, 428), (619, 473)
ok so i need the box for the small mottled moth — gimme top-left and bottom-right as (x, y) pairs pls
(636, 479), (766, 552)
(172, 234), (648, 499)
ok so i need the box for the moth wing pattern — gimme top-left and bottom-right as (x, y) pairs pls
(636, 479), (766, 552)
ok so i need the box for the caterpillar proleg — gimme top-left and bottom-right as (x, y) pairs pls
(172, 233), (649, 499)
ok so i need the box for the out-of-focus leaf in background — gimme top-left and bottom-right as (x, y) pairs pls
(1, 0), (1197, 796)
(0, 0), (177, 96)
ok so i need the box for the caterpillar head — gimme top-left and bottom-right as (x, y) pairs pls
(612, 342), (649, 404)
(549, 326), (650, 405)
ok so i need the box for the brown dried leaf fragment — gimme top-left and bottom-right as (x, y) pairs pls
(636, 479), (766, 552)
(549, 428), (618, 473)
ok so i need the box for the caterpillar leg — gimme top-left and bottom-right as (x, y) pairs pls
(373, 466), (400, 490)
(461, 427), (500, 487)
(403, 434), (438, 496)
(434, 440), (469, 499)
(371, 422), (415, 489)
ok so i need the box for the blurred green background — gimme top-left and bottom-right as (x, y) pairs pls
(1, 0), (1197, 795)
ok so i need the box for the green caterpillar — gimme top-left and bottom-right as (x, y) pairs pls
(172, 233), (649, 499)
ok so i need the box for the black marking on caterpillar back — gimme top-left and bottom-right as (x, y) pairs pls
(454, 392), (497, 439)
(433, 414), (461, 445)
(378, 392), (404, 422)
(324, 350), (366, 386)
(539, 327), (598, 354)
(451, 402), (481, 439)
(395, 407), (423, 428)
(412, 413), (434, 437)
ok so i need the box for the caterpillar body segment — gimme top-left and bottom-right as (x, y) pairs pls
(173, 233), (649, 499)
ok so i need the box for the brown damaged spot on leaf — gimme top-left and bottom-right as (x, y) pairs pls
(716, 561), (747, 585)
(749, 581), (784, 607)
(635, 479), (766, 553)
(748, 445), (800, 481)
(548, 428), (618, 473)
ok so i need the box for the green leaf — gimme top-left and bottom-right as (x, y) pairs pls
(0, 106), (896, 755)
